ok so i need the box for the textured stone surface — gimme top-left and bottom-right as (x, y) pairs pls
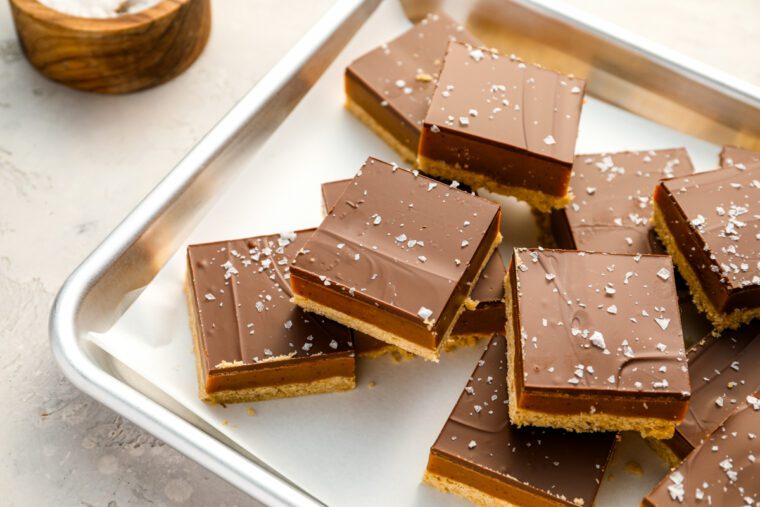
(0, 1), (331, 505)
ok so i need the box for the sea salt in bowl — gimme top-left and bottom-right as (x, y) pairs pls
(37, 0), (164, 18)
(9, 0), (211, 93)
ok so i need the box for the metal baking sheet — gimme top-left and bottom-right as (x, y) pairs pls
(50, 1), (757, 506)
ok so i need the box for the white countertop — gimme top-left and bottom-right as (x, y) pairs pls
(1, 1), (757, 505)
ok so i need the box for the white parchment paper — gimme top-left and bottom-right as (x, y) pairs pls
(90, 2), (720, 505)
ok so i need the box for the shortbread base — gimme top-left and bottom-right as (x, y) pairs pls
(423, 470), (516, 507)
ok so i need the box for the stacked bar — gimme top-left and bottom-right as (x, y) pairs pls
(346, 16), (585, 213)
(290, 157), (502, 361)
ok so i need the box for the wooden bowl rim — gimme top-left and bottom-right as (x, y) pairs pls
(9, 0), (194, 32)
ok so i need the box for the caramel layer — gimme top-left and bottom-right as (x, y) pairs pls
(205, 355), (355, 394)
(291, 275), (438, 349)
(426, 453), (565, 507)
(452, 300), (506, 336)
(345, 70), (418, 159)
(419, 125), (572, 198)
(515, 386), (689, 421)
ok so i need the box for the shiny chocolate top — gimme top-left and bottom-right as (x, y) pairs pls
(346, 13), (480, 141)
(644, 395), (760, 506)
(563, 149), (694, 253)
(432, 335), (616, 506)
(720, 145), (760, 171)
(187, 230), (354, 373)
(512, 248), (690, 397)
(321, 179), (352, 215)
(424, 41), (585, 165)
(660, 167), (760, 291)
(292, 157), (501, 327)
(320, 178), (505, 304)
(677, 324), (760, 449)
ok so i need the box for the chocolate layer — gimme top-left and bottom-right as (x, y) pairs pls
(320, 179), (352, 216)
(324, 178), (507, 341)
(643, 395), (760, 506)
(321, 177), (505, 306)
(510, 249), (689, 415)
(654, 167), (760, 314)
(720, 145), (760, 171)
(345, 13), (480, 160)
(186, 230), (355, 395)
(419, 42), (585, 198)
(428, 335), (616, 506)
(662, 324), (760, 461)
(550, 149), (694, 253)
(291, 157), (501, 358)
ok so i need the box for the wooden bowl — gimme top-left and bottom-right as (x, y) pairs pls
(9, 0), (211, 94)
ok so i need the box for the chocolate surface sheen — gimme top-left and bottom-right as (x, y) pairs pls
(320, 179), (353, 216)
(551, 149), (694, 253)
(428, 335), (616, 506)
(512, 248), (689, 397)
(320, 178), (504, 305)
(672, 324), (760, 453)
(345, 12), (480, 158)
(720, 145), (760, 171)
(186, 230), (355, 394)
(643, 395), (760, 507)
